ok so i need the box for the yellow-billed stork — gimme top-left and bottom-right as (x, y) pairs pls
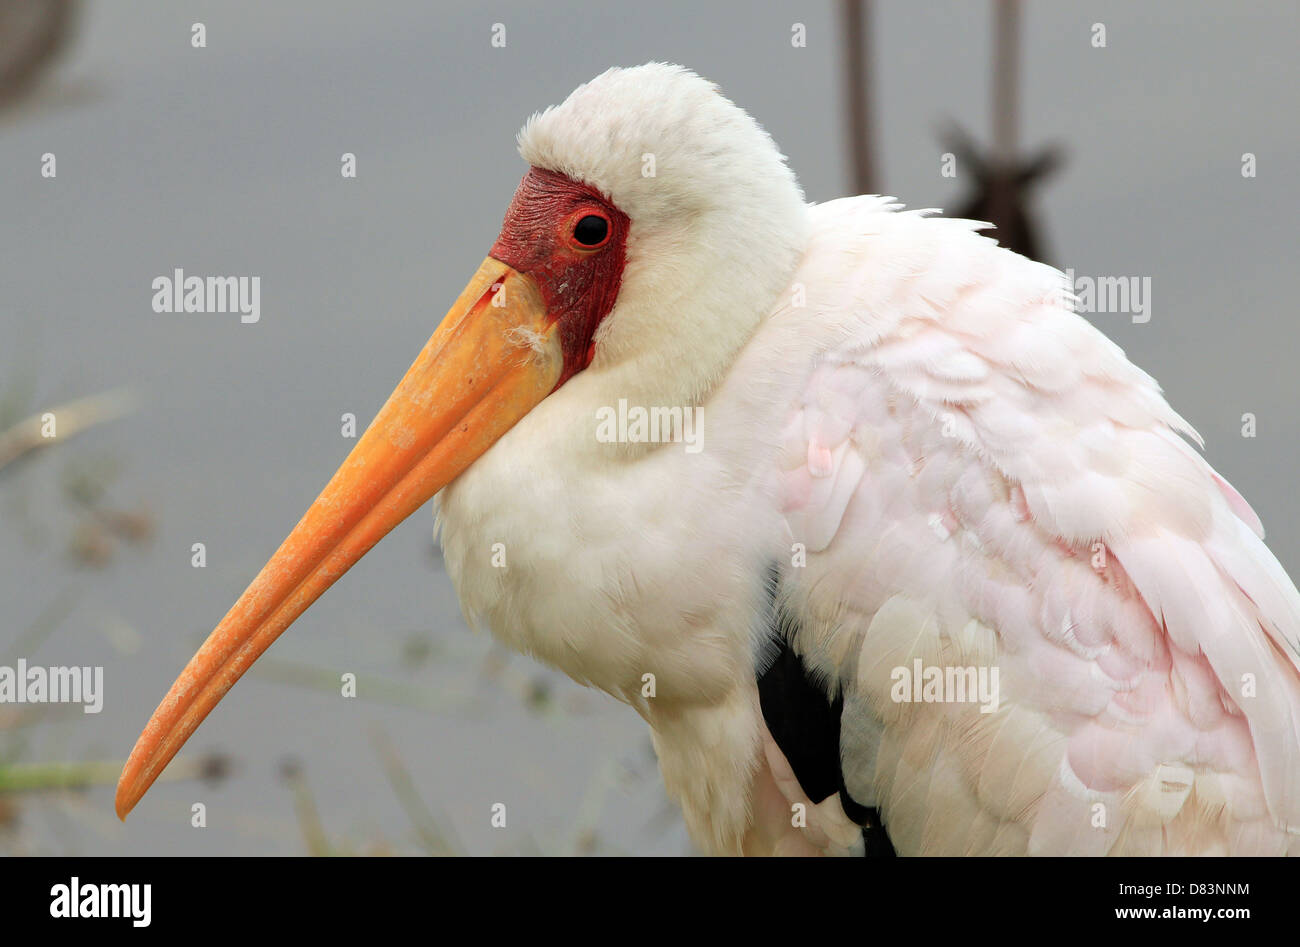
(116, 63), (1300, 856)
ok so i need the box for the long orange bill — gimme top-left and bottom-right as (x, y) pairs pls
(115, 257), (562, 819)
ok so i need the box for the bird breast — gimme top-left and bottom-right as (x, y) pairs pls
(435, 370), (786, 707)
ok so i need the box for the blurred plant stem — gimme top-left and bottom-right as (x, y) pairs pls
(0, 753), (223, 794)
(0, 388), (135, 476)
(251, 657), (469, 713)
(372, 727), (463, 856)
(839, 0), (876, 196)
(280, 762), (333, 857)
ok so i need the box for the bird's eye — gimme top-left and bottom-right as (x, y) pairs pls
(572, 214), (610, 248)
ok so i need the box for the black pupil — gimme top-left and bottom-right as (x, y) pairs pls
(573, 215), (608, 246)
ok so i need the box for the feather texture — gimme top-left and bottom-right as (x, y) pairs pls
(778, 197), (1300, 855)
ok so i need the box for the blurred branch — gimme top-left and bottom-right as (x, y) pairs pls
(279, 760), (333, 856)
(0, 753), (225, 794)
(943, 0), (1061, 263)
(839, 0), (876, 196)
(990, 0), (1020, 227)
(0, 388), (136, 476)
(371, 728), (463, 856)
(0, 0), (79, 111)
(251, 657), (469, 714)
(992, 0), (1020, 165)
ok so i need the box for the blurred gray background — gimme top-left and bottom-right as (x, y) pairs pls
(0, 1), (1296, 855)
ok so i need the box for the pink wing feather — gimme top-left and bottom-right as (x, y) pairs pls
(778, 197), (1300, 855)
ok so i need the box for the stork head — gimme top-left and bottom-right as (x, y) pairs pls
(114, 63), (808, 818)
(514, 63), (808, 404)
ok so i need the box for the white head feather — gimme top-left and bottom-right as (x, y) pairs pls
(517, 63), (810, 410)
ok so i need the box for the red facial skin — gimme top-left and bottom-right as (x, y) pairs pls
(489, 167), (630, 390)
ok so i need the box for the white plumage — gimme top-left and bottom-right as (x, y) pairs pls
(438, 64), (1300, 855)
